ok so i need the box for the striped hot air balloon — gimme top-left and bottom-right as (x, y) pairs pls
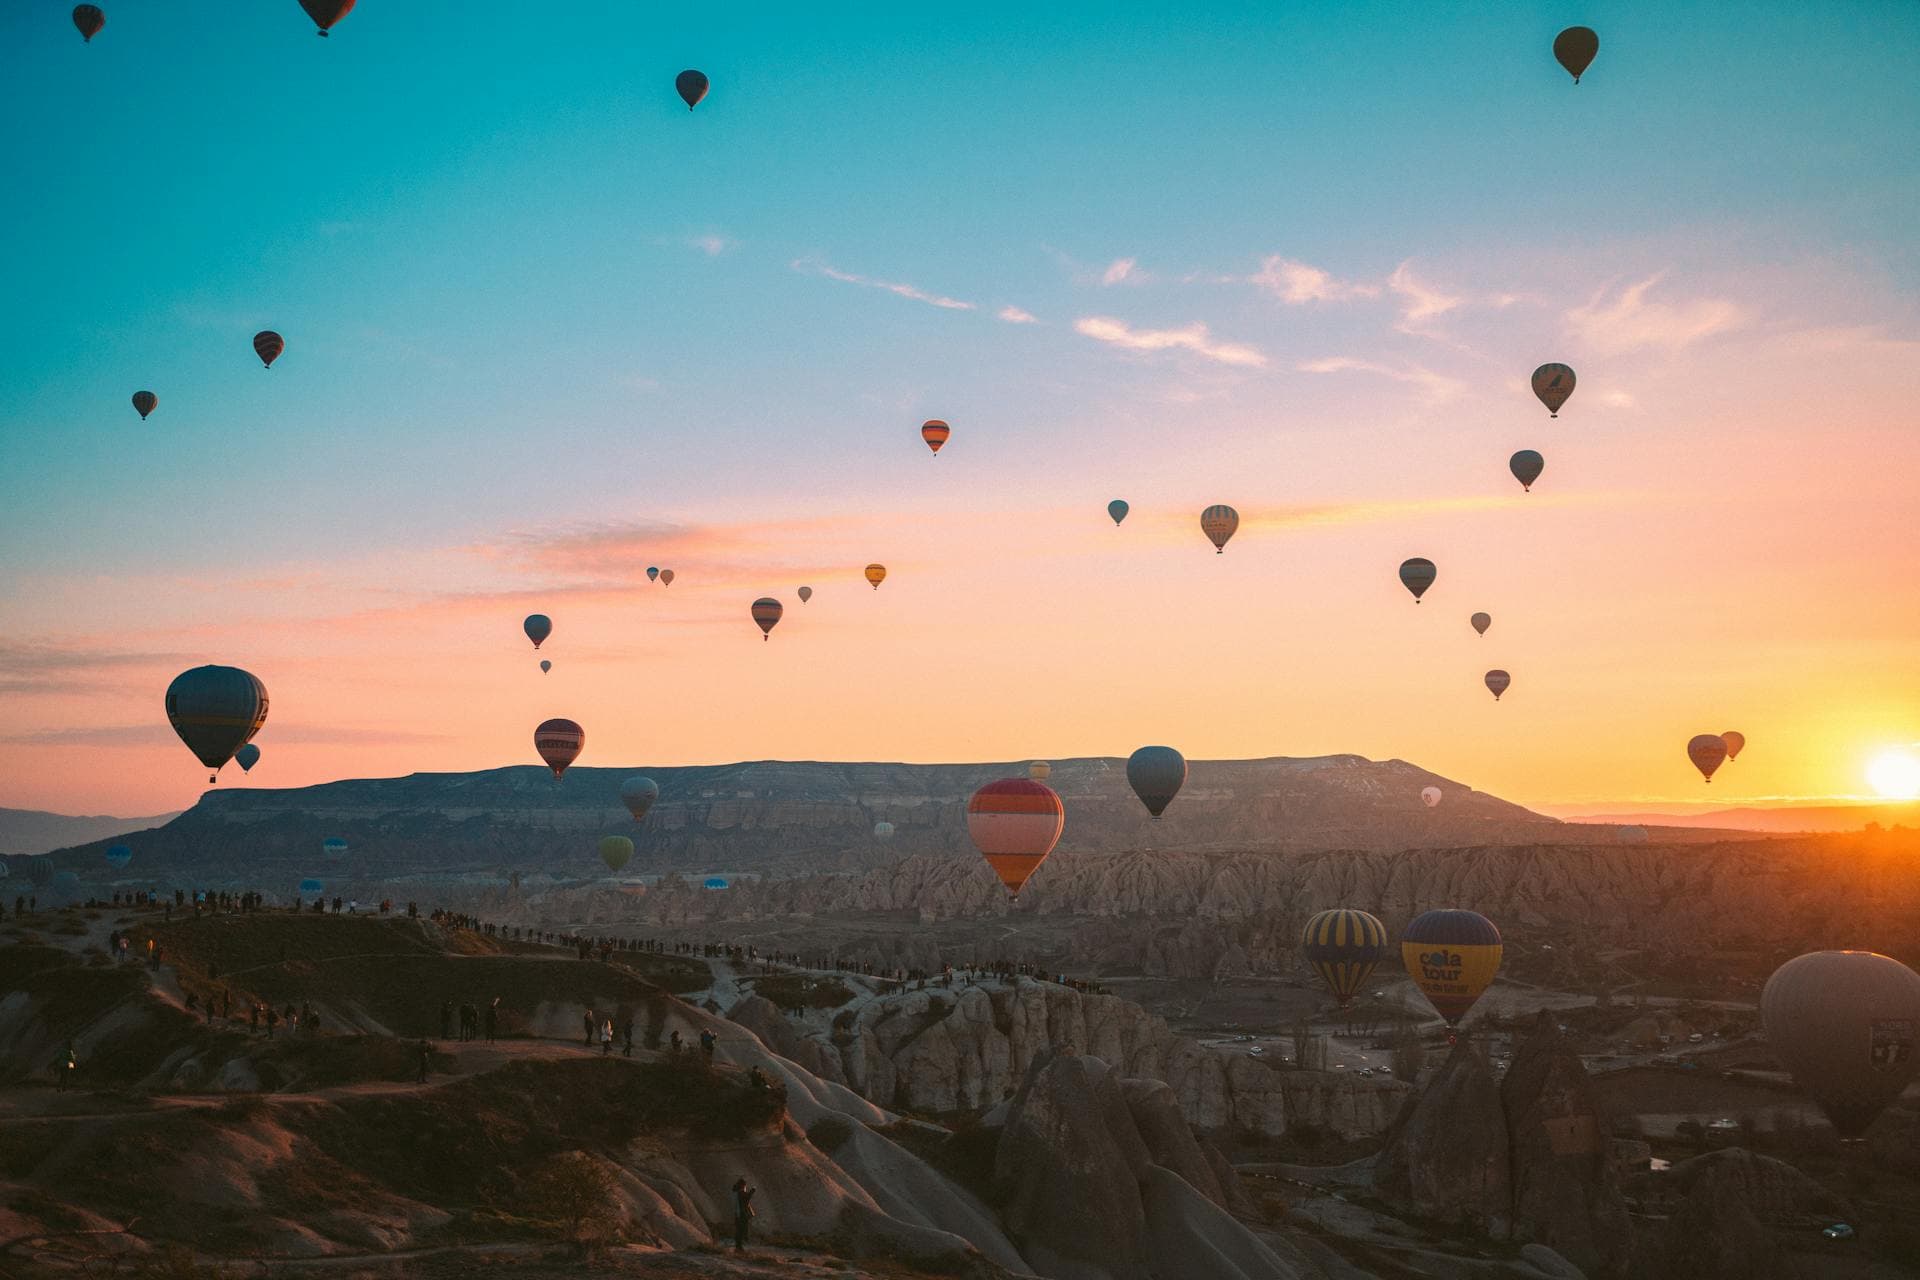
(599, 836), (634, 873)
(322, 837), (348, 858)
(967, 778), (1065, 902)
(1688, 734), (1728, 783)
(864, 564), (887, 590)
(1401, 909), (1502, 1027)
(921, 420), (950, 454)
(1027, 761), (1051, 781)
(1485, 670), (1511, 701)
(1531, 363), (1575, 416)
(535, 718), (585, 779)
(299, 877), (325, 895)
(1200, 505), (1238, 553)
(873, 821), (895, 841)
(252, 330), (284, 368)
(1509, 450), (1544, 492)
(1398, 558), (1437, 602)
(1300, 909), (1388, 1007)
(751, 597), (783, 640)
(165, 666), (269, 783)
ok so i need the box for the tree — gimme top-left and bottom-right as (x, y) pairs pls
(1289, 1019), (1327, 1070)
(522, 1150), (619, 1248)
(1391, 1024), (1427, 1082)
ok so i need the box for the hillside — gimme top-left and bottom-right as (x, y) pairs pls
(0, 806), (178, 856)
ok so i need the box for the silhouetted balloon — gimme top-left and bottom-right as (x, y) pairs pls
(1721, 731), (1746, 762)
(1301, 908), (1388, 1008)
(1401, 909), (1502, 1026)
(132, 391), (157, 420)
(1485, 670), (1511, 701)
(798, 586), (812, 603)
(873, 821), (895, 841)
(1763, 950), (1920, 1138)
(676, 70), (709, 110)
(1470, 612), (1491, 636)
(598, 836), (633, 873)
(253, 331), (284, 368)
(73, 6), (104, 43)
(1421, 786), (1442, 808)
(751, 597), (783, 640)
(523, 614), (551, 649)
(1028, 762), (1051, 781)
(1616, 825), (1649, 844)
(322, 836), (348, 858)
(165, 666), (269, 782)
(647, 566), (659, 582)
(1200, 505), (1238, 553)
(1509, 450), (1544, 492)
(234, 743), (260, 773)
(1688, 734), (1727, 783)
(540, 659), (551, 674)
(659, 569), (675, 586)
(299, 877), (324, 895)
(1532, 363), (1575, 416)
(1399, 558), (1436, 602)
(967, 778), (1065, 901)
(1126, 746), (1187, 819)
(298, 0), (355, 36)
(535, 718), (585, 780)
(105, 844), (132, 869)
(864, 564), (886, 590)
(1553, 26), (1599, 83)
(703, 876), (729, 890)
(620, 776), (659, 822)
(921, 420), (950, 454)
(1108, 500), (1129, 526)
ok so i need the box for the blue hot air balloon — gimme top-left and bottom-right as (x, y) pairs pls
(1126, 746), (1188, 819)
(703, 876), (729, 890)
(105, 844), (132, 869)
(1108, 500), (1129, 526)
(322, 837), (348, 858)
(299, 878), (325, 895)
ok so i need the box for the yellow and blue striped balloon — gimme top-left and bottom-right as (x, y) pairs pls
(1301, 908), (1388, 1007)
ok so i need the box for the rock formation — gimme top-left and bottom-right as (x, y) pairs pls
(1373, 1038), (1511, 1234)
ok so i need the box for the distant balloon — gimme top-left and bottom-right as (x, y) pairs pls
(1509, 450), (1544, 492)
(620, 775), (659, 822)
(598, 836), (634, 873)
(299, 877), (324, 895)
(1721, 731), (1746, 762)
(322, 836), (348, 858)
(0, 862), (9, 879)
(523, 614), (552, 649)
(253, 330), (284, 369)
(1485, 669), (1511, 701)
(73, 6), (104, 42)
(165, 666), (269, 783)
(1616, 825), (1649, 844)
(798, 586), (813, 604)
(659, 569), (675, 587)
(1108, 500), (1129, 527)
(1398, 558), (1437, 603)
(676, 70), (709, 111)
(1126, 746), (1188, 819)
(535, 718), (585, 780)
(1763, 950), (1920, 1138)
(647, 566), (660, 582)
(1553, 26), (1599, 83)
(873, 821), (895, 841)
(234, 743), (261, 773)
(751, 597), (783, 640)
(540, 659), (551, 674)
(1688, 734), (1728, 783)
(1470, 612), (1492, 637)
(105, 844), (132, 869)
(1531, 363), (1575, 417)
(967, 778), (1065, 902)
(864, 564), (887, 590)
(297, 0), (355, 36)
(1200, 504), (1239, 553)
(1027, 761), (1051, 781)
(131, 391), (157, 421)
(1421, 786), (1442, 808)
(703, 876), (729, 890)
(1301, 908), (1388, 1008)
(1401, 909), (1502, 1027)
(921, 419), (950, 454)
(49, 870), (82, 908)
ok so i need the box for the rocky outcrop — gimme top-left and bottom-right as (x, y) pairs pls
(1374, 1039), (1511, 1233)
(1645, 1148), (1856, 1280)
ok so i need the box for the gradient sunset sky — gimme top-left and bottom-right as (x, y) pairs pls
(3, 3), (1918, 817)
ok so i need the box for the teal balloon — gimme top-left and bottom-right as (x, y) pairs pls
(299, 878), (324, 895)
(1509, 450), (1544, 492)
(703, 876), (729, 890)
(1108, 500), (1129, 526)
(322, 836), (348, 857)
(1126, 745), (1188, 819)
(235, 743), (261, 772)
(105, 844), (132, 869)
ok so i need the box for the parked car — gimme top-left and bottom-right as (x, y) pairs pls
(1822, 1224), (1855, 1241)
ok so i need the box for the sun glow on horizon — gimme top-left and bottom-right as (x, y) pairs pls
(1867, 749), (1920, 801)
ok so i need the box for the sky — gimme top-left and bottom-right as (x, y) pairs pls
(3, 2), (1919, 817)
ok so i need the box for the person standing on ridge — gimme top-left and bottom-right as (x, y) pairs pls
(732, 1178), (756, 1252)
(600, 1017), (614, 1055)
(700, 1028), (717, 1068)
(583, 1009), (596, 1048)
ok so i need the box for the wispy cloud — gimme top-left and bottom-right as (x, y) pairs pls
(1299, 356), (1468, 403)
(791, 257), (975, 311)
(1074, 316), (1267, 367)
(1250, 257), (1379, 304)
(1387, 262), (1465, 332)
(997, 305), (1039, 325)
(688, 233), (733, 257)
(1101, 258), (1142, 286)
(1565, 275), (1746, 354)
(0, 723), (450, 748)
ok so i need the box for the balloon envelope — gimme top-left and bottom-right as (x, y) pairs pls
(598, 836), (634, 872)
(299, 878), (324, 895)
(1126, 746), (1188, 819)
(1553, 26), (1599, 82)
(798, 586), (812, 603)
(74, 5), (105, 41)
(1470, 612), (1491, 636)
(165, 666), (269, 779)
(535, 718), (585, 779)
(132, 391), (157, 420)
(1398, 558), (1437, 602)
(967, 778), (1065, 899)
(751, 597), (783, 639)
(865, 564), (887, 590)
(253, 330), (284, 368)
(1401, 909), (1502, 1026)
(298, 0), (355, 35)
(1616, 825), (1649, 844)
(1763, 950), (1920, 1137)
(1027, 761), (1051, 781)
(49, 870), (82, 907)
(1421, 786), (1442, 808)
(659, 569), (675, 586)
(1485, 670), (1511, 701)
(1200, 505), (1238, 553)
(1301, 909), (1388, 1008)
(540, 659), (551, 674)
(523, 614), (552, 649)
(921, 419), (950, 454)
(322, 837), (348, 857)
(105, 844), (132, 869)
(647, 567), (659, 582)
(1108, 500), (1129, 526)
(1531, 363), (1575, 416)
(703, 876), (729, 890)
(676, 70), (709, 110)
(1688, 734), (1728, 782)
(620, 776), (659, 821)
(1509, 450), (1544, 491)
(1721, 731), (1746, 761)
(873, 821), (895, 840)
(234, 743), (260, 773)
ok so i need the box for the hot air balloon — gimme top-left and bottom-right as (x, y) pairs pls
(1553, 26), (1599, 83)
(1471, 612), (1492, 636)
(1108, 500), (1129, 526)
(1200, 505), (1238, 553)
(967, 778), (1065, 902)
(1721, 731), (1746, 762)
(1509, 450), (1544, 492)
(660, 569), (675, 587)
(1531, 363), (1575, 417)
(798, 586), (813, 603)
(620, 776), (659, 822)
(873, 821), (895, 841)
(50, 870), (82, 907)
(165, 666), (269, 782)
(0, 862), (9, 879)
(299, 877), (324, 895)
(298, 0), (355, 35)
(1485, 670), (1511, 701)
(105, 844), (132, 869)
(1126, 746), (1187, 819)
(540, 659), (552, 674)
(132, 391), (157, 421)
(864, 564), (887, 590)
(703, 876), (729, 890)
(751, 597), (783, 640)
(1616, 825), (1649, 844)
(597, 835), (634, 873)
(535, 718), (585, 779)
(1762, 950), (1920, 1138)
(73, 6), (104, 42)
(1421, 786), (1442, 808)
(1301, 908), (1388, 1008)
(921, 420), (950, 454)
(1402, 909), (1502, 1027)
(647, 566), (660, 582)
(322, 836), (348, 858)
(1028, 762), (1051, 781)
(253, 331), (284, 369)
(1688, 734), (1728, 782)
(676, 70), (709, 110)
(235, 743), (260, 773)
(523, 614), (552, 649)
(1399, 558), (1436, 602)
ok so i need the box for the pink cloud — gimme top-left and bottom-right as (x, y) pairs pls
(1074, 316), (1267, 367)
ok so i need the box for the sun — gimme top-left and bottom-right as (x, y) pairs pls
(1866, 749), (1920, 801)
